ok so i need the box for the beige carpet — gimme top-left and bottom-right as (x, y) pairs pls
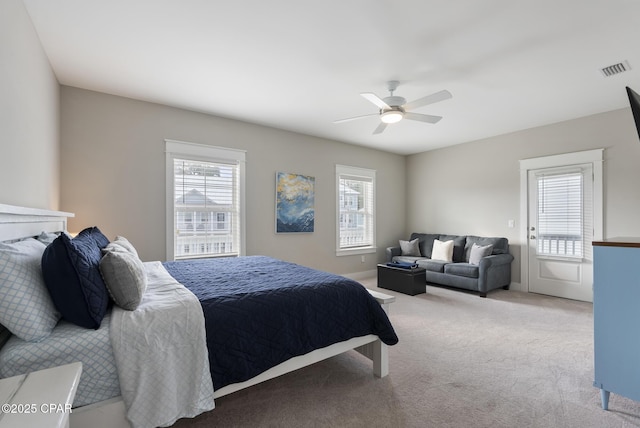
(173, 279), (640, 428)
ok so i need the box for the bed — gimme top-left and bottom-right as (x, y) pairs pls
(0, 204), (397, 428)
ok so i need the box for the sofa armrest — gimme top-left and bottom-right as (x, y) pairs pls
(478, 253), (514, 269)
(385, 246), (401, 263)
(477, 253), (514, 293)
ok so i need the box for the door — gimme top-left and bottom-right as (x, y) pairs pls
(527, 164), (594, 302)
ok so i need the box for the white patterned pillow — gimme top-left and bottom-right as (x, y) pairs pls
(36, 231), (59, 246)
(0, 238), (61, 341)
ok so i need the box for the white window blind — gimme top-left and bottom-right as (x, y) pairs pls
(336, 165), (376, 254)
(536, 170), (583, 257)
(165, 140), (245, 260)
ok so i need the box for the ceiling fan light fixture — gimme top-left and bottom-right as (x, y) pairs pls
(334, 83), (451, 134)
(381, 110), (404, 124)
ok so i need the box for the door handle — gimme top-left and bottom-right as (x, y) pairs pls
(530, 235), (536, 239)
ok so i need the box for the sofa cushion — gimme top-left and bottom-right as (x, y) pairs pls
(409, 233), (440, 258)
(399, 238), (421, 257)
(416, 259), (448, 273)
(431, 239), (454, 262)
(439, 235), (466, 262)
(469, 243), (493, 265)
(464, 236), (509, 261)
(444, 263), (479, 278)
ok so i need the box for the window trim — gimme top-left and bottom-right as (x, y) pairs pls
(335, 164), (377, 257)
(165, 139), (246, 260)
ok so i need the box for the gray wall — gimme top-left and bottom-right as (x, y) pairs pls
(407, 108), (640, 285)
(60, 87), (406, 275)
(0, 0), (60, 210)
(6, 0), (639, 281)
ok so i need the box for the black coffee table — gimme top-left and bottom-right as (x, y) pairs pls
(377, 264), (426, 295)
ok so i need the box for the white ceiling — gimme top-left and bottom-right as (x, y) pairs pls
(22, 0), (640, 155)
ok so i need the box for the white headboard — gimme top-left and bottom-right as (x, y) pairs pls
(0, 203), (75, 242)
(0, 204), (75, 344)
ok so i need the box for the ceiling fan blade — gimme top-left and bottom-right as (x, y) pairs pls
(373, 122), (388, 135)
(361, 92), (391, 110)
(404, 89), (452, 111)
(403, 112), (443, 124)
(333, 113), (379, 124)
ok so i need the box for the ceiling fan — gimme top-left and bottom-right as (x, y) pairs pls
(334, 81), (452, 134)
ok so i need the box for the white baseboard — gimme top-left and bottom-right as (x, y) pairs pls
(342, 269), (377, 281)
(508, 281), (523, 292)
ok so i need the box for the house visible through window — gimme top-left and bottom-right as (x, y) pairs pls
(336, 165), (376, 255)
(536, 170), (583, 258)
(166, 140), (245, 260)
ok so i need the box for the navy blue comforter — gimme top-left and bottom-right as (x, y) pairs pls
(163, 256), (398, 389)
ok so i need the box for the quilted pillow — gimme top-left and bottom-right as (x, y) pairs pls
(469, 243), (493, 265)
(100, 238), (147, 311)
(41, 227), (111, 329)
(431, 239), (454, 262)
(0, 239), (61, 341)
(399, 238), (421, 257)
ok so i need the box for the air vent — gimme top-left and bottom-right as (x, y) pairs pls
(601, 60), (631, 77)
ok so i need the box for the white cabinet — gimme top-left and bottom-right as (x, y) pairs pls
(0, 362), (82, 428)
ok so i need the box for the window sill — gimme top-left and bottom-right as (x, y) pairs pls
(336, 247), (377, 257)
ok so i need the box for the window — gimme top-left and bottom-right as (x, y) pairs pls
(166, 140), (245, 260)
(216, 212), (227, 230)
(336, 165), (376, 255)
(536, 170), (583, 258)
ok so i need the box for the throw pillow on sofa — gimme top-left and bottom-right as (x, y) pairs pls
(469, 243), (493, 265)
(399, 238), (421, 257)
(431, 239), (454, 262)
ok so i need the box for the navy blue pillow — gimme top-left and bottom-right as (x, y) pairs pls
(42, 227), (110, 329)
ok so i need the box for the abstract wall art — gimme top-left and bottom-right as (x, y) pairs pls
(276, 172), (315, 233)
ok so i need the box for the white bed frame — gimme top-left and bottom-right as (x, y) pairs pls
(0, 204), (395, 428)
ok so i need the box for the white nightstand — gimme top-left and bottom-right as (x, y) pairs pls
(0, 362), (82, 428)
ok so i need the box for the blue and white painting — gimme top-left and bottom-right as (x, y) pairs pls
(276, 172), (315, 233)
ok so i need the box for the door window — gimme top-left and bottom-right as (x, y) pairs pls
(536, 170), (583, 258)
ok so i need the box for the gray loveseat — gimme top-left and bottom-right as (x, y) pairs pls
(386, 233), (514, 297)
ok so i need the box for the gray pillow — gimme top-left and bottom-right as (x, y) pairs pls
(399, 238), (421, 257)
(469, 243), (493, 265)
(99, 245), (147, 311)
(109, 236), (139, 257)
